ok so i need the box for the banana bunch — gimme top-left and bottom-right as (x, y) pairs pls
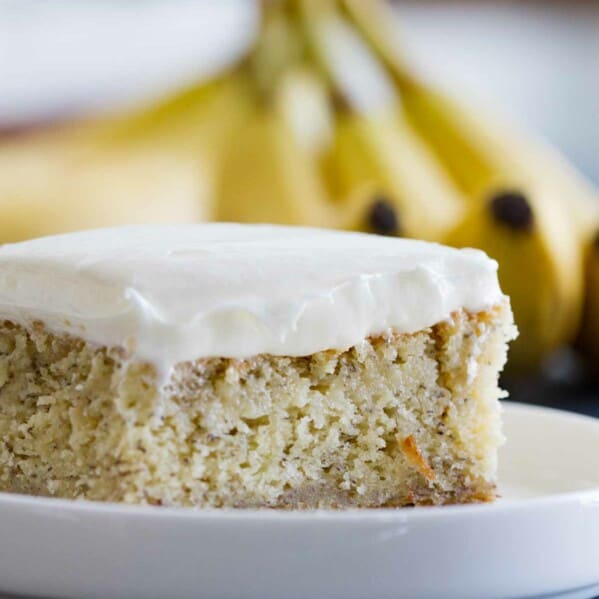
(0, 0), (597, 373)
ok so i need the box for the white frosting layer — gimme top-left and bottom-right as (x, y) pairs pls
(0, 224), (504, 371)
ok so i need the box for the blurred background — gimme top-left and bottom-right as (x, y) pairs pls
(0, 0), (598, 414)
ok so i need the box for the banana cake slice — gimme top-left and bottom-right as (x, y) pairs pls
(0, 224), (516, 508)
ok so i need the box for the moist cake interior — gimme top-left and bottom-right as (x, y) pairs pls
(0, 305), (514, 508)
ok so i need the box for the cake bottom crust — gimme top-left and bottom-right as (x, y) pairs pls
(0, 303), (516, 509)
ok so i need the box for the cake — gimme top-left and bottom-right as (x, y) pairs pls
(0, 224), (516, 508)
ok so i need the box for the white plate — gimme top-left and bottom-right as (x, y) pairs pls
(0, 402), (598, 599)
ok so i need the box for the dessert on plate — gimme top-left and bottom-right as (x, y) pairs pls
(0, 224), (516, 508)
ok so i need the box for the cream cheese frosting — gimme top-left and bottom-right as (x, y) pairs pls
(0, 224), (504, 373)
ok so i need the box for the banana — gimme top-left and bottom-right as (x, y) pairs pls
(0, 75), (247, 242)
(408, 93), (589, 370)
(577, 233), (599, 374)
(216, 85), (334, 228)
(322, 107), (466, 240)
(276, 66), (333, 159)
(217, 64), (399, 233)
(444, 187), (581, 371)
(299, 0), (463, 241)
(573, 178), (599, 371)
(216, 5), (335, 229)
